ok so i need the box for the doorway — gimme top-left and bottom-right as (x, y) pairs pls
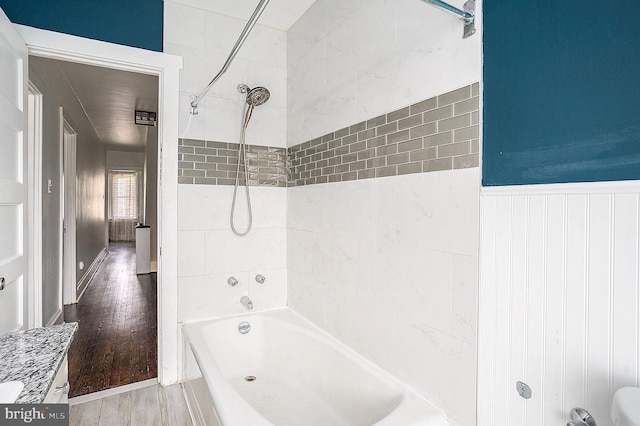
(62, 118), (77, 306)
(18, 23), (181, 386)
(29, 55), (161, 397)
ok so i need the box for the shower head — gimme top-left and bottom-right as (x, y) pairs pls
(246, 86), (270, 106)
(237, 84), (270, 128)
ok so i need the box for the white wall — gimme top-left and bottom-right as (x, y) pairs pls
(286, 2), (481, 425)
(288, 169), (479, 425)
(164, 1), (287, 147)
(177, 185), (287, 322)
(164, 1), (289, 335)
(478, 183), (640, 426)
(287, 0), (480, 146)
(167, 3), (482, 423)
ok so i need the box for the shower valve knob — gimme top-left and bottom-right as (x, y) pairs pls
(227, 277), (238, 287)
(255, 274), (265, 284)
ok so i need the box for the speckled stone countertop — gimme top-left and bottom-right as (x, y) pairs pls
(0, 322), (78, 403)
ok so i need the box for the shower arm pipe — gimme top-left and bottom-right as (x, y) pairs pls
(420, 0), (473, 22)
(190, 0), (271, 115)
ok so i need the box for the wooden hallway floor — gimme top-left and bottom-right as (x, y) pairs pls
(64, 242), (158, 398)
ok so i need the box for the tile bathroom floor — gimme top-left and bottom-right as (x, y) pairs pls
(70, 384), (193, 426)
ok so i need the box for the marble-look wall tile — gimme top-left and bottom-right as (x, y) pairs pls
(326, 292), (396, 372)
(355, 34), (453, 122)
(395, 168), (479, 257)
(178, 186), (286, 230)
(287, 0), (481, 145)
(177, 186), (287, 321)
(167, 42), (250, 99)
(248, 268), (287, 309)
(287, 169), (479, 426)
(204, 228), (286, 274)
(164, 2), (205, 50)
(177, 231), (205, 277)
(165, 1), (287, 147)
(394, 314), (476, 426)
(287, 269), (327, 329)
(452, 254), (478, 345)
(178, 273), (249, 321)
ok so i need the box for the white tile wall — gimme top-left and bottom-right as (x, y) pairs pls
(286, 2), (482, 423)
(177, 185), (287, 321)
(169, 4), (482, 426)
(478, 183), (640, 426)
(167, 0), (289, 319)
(287, 168), (480, 426)
(287, 0), (482, 145)
(165, 1), (287, 147)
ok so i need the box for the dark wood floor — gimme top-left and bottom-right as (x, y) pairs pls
(64, 242), (157, 398)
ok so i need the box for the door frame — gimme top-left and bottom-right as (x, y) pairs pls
(27, 81), (43, 328)
(17, 24), (182, 385)
(61, 115), (77, 307)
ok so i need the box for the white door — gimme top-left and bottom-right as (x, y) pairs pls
(0, 8), (29, 332)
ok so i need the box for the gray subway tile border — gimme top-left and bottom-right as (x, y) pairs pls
(286, 83), (479, 187)
(178, 83), (479, 188)
(177, 139), (288, 187)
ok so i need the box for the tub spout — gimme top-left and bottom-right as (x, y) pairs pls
(240, 296), (253, 310)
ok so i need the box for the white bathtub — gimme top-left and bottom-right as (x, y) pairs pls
(182, 308), (448, 426)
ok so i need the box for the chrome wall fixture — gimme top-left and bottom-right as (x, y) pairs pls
(240, 296), (254, 310)
(418, 0), (476, 38)
(190, 0), (271, 115)
(567, 408), (597, 426)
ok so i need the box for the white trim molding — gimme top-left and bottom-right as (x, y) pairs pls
(76, 247), (108, 302)
(45, 308), (63, 327)
(17, 24), (183, 385)
(62, 116), (77, 305)
(27, 81), (43, 328)
(481, 179), (640, 196)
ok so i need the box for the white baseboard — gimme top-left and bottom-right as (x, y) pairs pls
(76, 247), (108, 302)
(45, 309), (63, 326)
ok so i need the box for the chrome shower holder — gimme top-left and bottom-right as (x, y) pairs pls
(419, 0), (476, 39)
(462, 0), (476, 39)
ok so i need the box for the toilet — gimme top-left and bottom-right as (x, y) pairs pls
(611, 387), (640, 426)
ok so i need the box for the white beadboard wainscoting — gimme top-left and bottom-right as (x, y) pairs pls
(478, 182), (640, 426)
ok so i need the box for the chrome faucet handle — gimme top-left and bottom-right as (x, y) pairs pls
(240, 295), (253, 310)
(568, 408), (596, 426)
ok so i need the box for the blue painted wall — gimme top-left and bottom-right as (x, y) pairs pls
(0, 0), (163, 52)
(483, 0), (640, 186)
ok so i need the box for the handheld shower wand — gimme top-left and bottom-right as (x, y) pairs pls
(230, 84), (271, 236)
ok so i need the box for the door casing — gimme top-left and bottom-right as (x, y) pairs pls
(17, 24), (182, 385)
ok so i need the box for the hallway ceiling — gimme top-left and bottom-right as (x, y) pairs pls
(172, 0), (317, 30)
(34, 57), (158, 148)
